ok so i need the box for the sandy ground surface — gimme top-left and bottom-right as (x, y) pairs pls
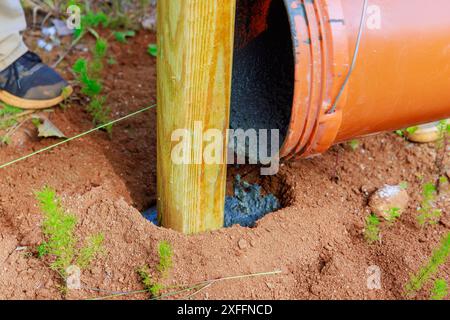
(0, 31), (449, 300)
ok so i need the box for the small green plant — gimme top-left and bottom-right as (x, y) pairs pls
(73, 58), (102, 97)
(417, 182), (442, 226)
(137, 240), (174, 298)
(439, 176), (449, 192)
(76, 234), (105, 269)
(405, 232), (450, 297)
(107, 56), (117, 65)
(395, 129), (405, 137)
(434, 120), (449, 186)
(114, 30), (136, 43)
(348, 139), (360, 151)
(395, 126), (419, 138)
(430, 278), (448, 300)
(36, 187), (77, 273)
(406, 126), (419, 135)
(399, 181), (408, 190)
(91, 37), (108, 75)
(72, 37), (112, 134)
(137, 265), (164, 297)
(0, 135), (12, 145)
(0, 103), (22, 130)
(35, 186), (104, 279)
(74, 10), (110, 40)
(436, 119), (449, 149)
(87, 96), (112, 133)
(385, 207), (401, 222)
(364, 214), (381, 243)
(156, 240), (173, 276)
(0, 103), (22, 117)
(57, 86), (73, 109)
(147, 43), (157, 57)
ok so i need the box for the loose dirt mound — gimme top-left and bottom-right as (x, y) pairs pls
(0, 31), (448, 300)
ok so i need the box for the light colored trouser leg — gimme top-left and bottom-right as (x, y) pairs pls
(0, 0), (28, 72)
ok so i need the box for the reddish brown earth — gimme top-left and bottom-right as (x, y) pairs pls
(0, 30), (449, 300)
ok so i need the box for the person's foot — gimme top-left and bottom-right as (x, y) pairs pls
(407, 120), (449, 143)
(0, 51), (72, 110)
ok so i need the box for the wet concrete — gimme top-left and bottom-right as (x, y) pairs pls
(224, 175), (280, 227)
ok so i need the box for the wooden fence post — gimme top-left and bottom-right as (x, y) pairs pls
(157, 1), (236, 233)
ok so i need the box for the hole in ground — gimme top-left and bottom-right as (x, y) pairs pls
(225, 165), (294, 227)
(143, 165), (294, 229)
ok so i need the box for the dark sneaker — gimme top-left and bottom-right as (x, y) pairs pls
(0, 51), (72, 110)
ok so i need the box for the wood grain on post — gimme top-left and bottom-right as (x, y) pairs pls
(157, 1), (236, 234)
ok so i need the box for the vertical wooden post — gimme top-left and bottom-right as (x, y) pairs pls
(157, 1), (236, 233)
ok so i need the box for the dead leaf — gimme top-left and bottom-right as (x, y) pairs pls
(33, 116), (66, 139)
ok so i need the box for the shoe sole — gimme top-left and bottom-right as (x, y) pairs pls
(0, 86), (73, 110)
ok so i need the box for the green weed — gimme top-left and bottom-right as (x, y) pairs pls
(156, 240), (173, 277)
(436, 119), (449, 149)
(0, 103), (20, 143)
(364, 214), (381, 243)
(385, 207), (401, 222)
(399, 181), (408, 190)
(0, 103), (22, 130)
(87, 96), (112, 134)
(35, 186), (104, 278)
(348, 139), (360, 151)
(147, 43), (157, 57)
(136, 265), (163, 297)
(76, 234), (105, 269)
(137, 240), (174, 298)
(439, 176), (449, 192)
(405, 232), (450, 297)
(94, 37), (108, 57)
(0, 136), (12, 145)
(72, 37), (112, 133)
(0, 103), (22, 117)
(417, 183), (442, 226)
(430, 278), (448, 300)
(114, 30), (136, 43)
(107, 56), (117, 65)
(36, 187), (77, 273)
(406, 126), (419, 135)
(395, 126), (419, 138)
(395, 130), (404, 137)
(74, 11), (109, 40)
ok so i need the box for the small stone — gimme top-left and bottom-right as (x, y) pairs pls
(310, 284), (322, 295)
(65, 265), (81, 290)
(360, 185), (371, 196)
(369, 185), (409, 221)
(238, 238), (248, 250)
(407, 121), (446, 143)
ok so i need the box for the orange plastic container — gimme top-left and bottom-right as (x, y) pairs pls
(231, 0), (450, 159)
